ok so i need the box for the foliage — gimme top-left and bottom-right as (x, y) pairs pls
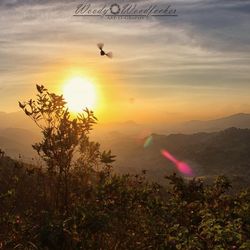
(1, 155), (250, 249)
(18, 85), (115, 211)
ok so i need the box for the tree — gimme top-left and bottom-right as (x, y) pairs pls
(19, 84), (115, 211)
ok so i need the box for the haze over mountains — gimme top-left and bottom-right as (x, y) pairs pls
(1, 111), (250, 156)
(2, 111), (250, 135)
(0, 111), (37, 130)
(1, 111), (250, 187)
(177, 113), (250, 133)
(95, 113), (250, 136)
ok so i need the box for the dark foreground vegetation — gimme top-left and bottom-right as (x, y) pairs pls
(1, 85), (250, 249)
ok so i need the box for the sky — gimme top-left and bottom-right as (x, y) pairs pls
(0, 0), (250, 124)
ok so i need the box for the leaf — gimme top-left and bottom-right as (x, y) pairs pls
(36, 84), (42, 93)
(18, 101), (26, 109)
(24, 109), (32, 116)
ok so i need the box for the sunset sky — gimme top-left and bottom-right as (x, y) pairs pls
(0, 0), (250, 124)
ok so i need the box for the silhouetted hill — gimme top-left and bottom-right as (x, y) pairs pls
(102, 127), (250, 188)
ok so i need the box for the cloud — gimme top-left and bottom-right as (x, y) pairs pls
(0, 0), (249, 115)
(154, 0), (250, 53)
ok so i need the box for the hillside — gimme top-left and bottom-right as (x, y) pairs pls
(103, 127), (250, 188)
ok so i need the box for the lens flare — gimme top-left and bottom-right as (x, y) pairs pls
(161, 149), (193, 176)
(161, 150), (177, 164)
(177, 162), (193, 176)
(144, 135), (153, 148)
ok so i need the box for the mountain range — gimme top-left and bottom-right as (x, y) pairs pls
(177, 113), (250, 133)
(1, 111), (250, 189)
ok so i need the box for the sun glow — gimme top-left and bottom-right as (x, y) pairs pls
(63, 77), (97, 113)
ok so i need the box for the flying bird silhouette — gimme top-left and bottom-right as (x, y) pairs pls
(97, 43), (113, 58)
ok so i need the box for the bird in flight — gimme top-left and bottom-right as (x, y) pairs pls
(97, 43), (113, 58)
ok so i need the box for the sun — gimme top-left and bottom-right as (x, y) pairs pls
(63, 77), (97, 113)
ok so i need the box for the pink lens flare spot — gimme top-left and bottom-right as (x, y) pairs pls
(161, 149), (193, 176)
(161, 149), (178, 164)
(177, 161), (193, 176)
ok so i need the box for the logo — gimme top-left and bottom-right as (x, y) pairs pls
(110, 4), (121, 15)
(74, 2), (178, 20)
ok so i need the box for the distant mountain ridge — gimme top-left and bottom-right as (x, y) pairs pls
(174, 113), (250, 133)
(0, 127), (39, 159)
(1, 111), (250, 164)
(1, 111), (250, 134)
(0, 111), (37, 130)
